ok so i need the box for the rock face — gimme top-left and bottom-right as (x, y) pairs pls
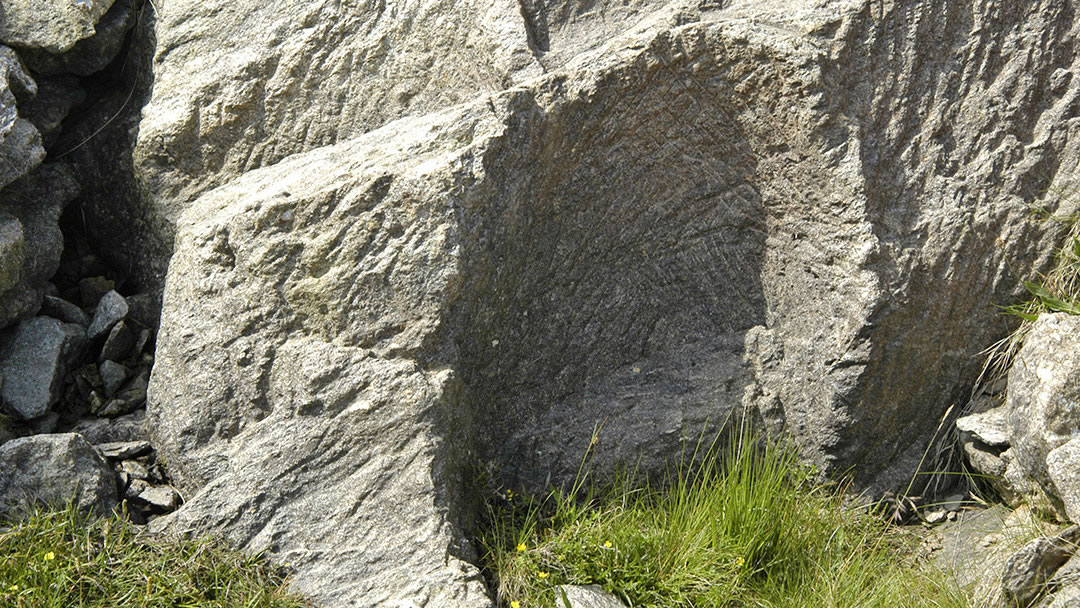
(0, 0), (118, 55)
(146, 0), (1080, 605)
(0, 433), (117, 515)
(960, 314), (1080, 518)
(131, 0), (701, 288)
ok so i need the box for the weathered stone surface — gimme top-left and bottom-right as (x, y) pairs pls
(96, 370), (146, 417)
(41, 294), (90, 327)
(148, 0), (1080, 604)
(125, 478), (180, 513)
(66, 410), (147, 444)
(2, 163), (79, 288)
(87, 290), (128, 339)
(0, 46), (43, 191)
(95, 440), (151, 460)
(931, 505), (1059, 607)
(0, 163), (81, 329)
(958, 407), (1011, 448)
(1002, 527), (1080, 608)
(556, 585), (627, 608)
(17, 1), (137, 77)
(0, 317), (85, 420)
(99, 359), (129, 397)
(131, 0), (712, 290)
(20, 77), (85, 150)
(1049, 440), (1080, 525)
(0, 433), (117, 515)
(0, 0), (118, 54)
(99, 319), (134, 362)
(0, 212), (25, 297)
(1047, 585), (1080, 608)
(1003, 314), (1080, 514)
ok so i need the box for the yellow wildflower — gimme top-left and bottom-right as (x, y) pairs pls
(44, 552), (55, 561)
(735, 557), (745, 568)
(516, 543), (527, 552)
(603, 541), (612, 549)
(511, 602), (521, 608)
(537, 571), (549, 579)
(8, 584), (17, 592)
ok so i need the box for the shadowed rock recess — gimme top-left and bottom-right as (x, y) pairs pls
(141, 1), (1080, 606)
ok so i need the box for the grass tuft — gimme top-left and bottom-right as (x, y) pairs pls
(479, 423), (967, 608)
(0, 504), (312, 608)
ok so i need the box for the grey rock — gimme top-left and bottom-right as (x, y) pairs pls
(120, 459), (149, 481)
(1047, 585), (1080, 608)
(1002, 527), (1080, 608)
(20, 77), (85, 150)
(1004, 314), (1080, 514)
(124, 292), (160, 331)
(97, 370), (147, 417)
(0, 433), (117, 515)
(28, 411), (59, 435)
(48, 6), (160, 298)
(2, 163), (81, 286)
(0, 212), (25, 296)
(17, 1), (137, 77)
(65, 410), (147, 444)
(958, 407), (1012, 448)
(130, 0), (712, 293)
(0, 0), (118, 54)
(0, 47), (43, 191)
(0, 163), (82, 329)
(147, 0), (1080, 604)
(99, 359), (129, 397)
(1049, 440), (1080, 524)
(41, 295), (90, 327)
(99, 320), (134, 362)
(95, 440), (151, 460)
(79, 276), (115, 308)
(87, 290), (128, 340)
(0, 317), (85, 420)
(125, 478), (180, 513)
(131, 328), (151, 358)
(556, 585), (627, 608)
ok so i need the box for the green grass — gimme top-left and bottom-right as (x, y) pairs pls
(479, 426), (967, 608)
(0, 505), (312, 608)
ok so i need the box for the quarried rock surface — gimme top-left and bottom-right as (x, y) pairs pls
(148, 103), (506, 608)
(147, 0), (1080, 605)
(131, 0), (714, 288)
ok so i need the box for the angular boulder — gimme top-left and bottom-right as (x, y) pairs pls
(0, 316), (86, 420)
(994, 313), (1080, 517)
(148, 0), (1080, 605)
(0, 0), (118, 55)
(131, 0), (703, 287)
(15, 0), (137, 77)
(0, 433), (117, 516)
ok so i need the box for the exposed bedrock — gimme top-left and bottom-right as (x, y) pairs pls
(130, 0), (717, 291)
(146, 0), (1080, 605)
